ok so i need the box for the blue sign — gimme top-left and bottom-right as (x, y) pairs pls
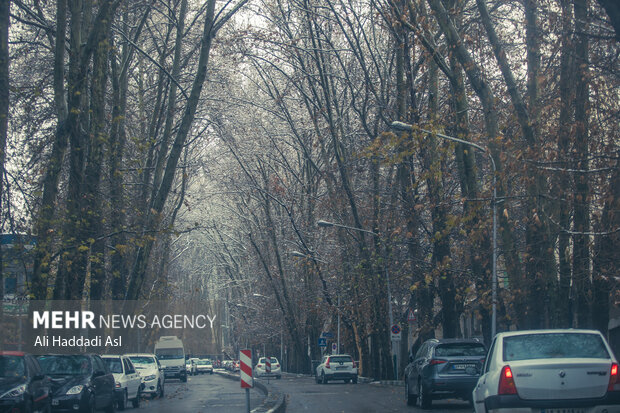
(321, 332), (334, 338)
(318, 337), (327, 347)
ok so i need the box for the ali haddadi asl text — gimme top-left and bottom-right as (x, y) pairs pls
(34, 335), (122, 347)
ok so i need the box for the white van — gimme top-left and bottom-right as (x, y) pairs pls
(154, 336), (187, 382)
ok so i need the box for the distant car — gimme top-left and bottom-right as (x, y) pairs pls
(185, 359), (197, 376)
(37, 354), (115, 413)
(404, 338), (486, 408)
(222, 360), (233, 371)
(315, 354), (357, 384)
(126, 354), (164, 399)
(473, 329), (620, 413)
(195, 359), (213, 375)
(102, 355), (142, 410)
(0, 351), (51, 413)
(254, 357), (282, 379)
(232, 360), (240, 372)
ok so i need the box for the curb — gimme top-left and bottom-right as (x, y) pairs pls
(375, 380), (405, 386)
(214, 370), (286, 413)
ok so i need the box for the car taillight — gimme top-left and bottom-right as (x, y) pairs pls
(325, 360), (331, 369)
(352, 361), (357, 368)
(498, 365), (517, 395)
(429, 359), (447, 365)
(608, 363), (618, 392)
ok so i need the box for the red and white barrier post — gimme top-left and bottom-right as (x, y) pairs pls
(240, 349), (253, 413)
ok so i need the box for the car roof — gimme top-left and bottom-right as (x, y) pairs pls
(429, 338), (484, 345)
(495, 329), (603, 338)
(101, 354), (124, 358)
(125, 353), (156, 357)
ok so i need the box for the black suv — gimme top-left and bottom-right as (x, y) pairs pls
(404, 338), (486, 409)
(0, 351), (51, 413)
(36, 354), (115, 413)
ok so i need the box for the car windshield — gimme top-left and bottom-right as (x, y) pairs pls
(103, 358), (123, 374)
(129, 356), (155, 366)
(156, 348), (184, 360)
(503, 333), (610, 361)
(0, 356), (25, 378)
(37, 355), (91, 375)
(329, 356), (352, 363)
(197, 359), (208, 365)
(435, 343), (486, 357)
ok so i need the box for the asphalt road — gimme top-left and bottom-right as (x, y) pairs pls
(271, 373), (473, 413)
(130, 371), (263, 412)
(114, 370), (472, 412)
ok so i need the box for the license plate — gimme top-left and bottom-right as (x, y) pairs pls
(453, 364), (476, 370)
(541, 409), (585, 413)
(52, 400), (59, 406)
(336, 366), (348, 370)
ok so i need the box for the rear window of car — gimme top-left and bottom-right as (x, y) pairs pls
(329, 356), (352, 363)
(503, 333), (610, 361)
(434, 343), (486, 357)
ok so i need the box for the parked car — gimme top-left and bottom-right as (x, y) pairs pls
(315, 354), (357, 384)
(232, 360), (240, 372)
(405, 338), (486, 408)
(473, 329), (620, 413)
(102, 355), (142, 410)
(185, 359), (197, 376)
(125, 354), (164, 399)
(254, 357), (282, 379)
(37, 354), (115, 413)
(0, 351), (51, 413)
(222, 360), (233, 371)
(195, 359), (213, 375)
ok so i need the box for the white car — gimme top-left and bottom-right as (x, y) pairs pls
(473, 329), (620, 413)
(195, 359), (214, 374)
(102, 355), (143, 410)
(315, 354), (357, 384)
(185, 358), (197, 376)
(126, 354), (165, 399)
(254, 357), (282, 379)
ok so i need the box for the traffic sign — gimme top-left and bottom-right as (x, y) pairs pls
(318, 337), (327, 347)
(407, 308), (416, 322)
(239, 349), (253, 388)
(331, 343), (337, 353)
(391, 324), (402, 341)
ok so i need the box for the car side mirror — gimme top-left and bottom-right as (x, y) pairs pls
(408, 354), (413, 363)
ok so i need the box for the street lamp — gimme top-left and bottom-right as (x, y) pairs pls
(390, 121), (498, 338)
(317, 219), (397, 379)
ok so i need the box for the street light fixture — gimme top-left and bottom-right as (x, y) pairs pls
(390, 121), (498, 338)
(317, 220), (397, 379)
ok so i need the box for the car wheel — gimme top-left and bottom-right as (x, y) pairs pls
(405, 380), (417, 406)
(159, 381), (165, 398)
(181, 374), (187, 383)
(117, 389), (127, 410)
(417, 381), (431, 409)
(321, 372), (328, 384)
(105, 395), (116, 413)
(131, 387), (141, 408)
(315, 374), (320, 384)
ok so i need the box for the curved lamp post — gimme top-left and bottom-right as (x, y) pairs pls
(390, 121), (498, 338)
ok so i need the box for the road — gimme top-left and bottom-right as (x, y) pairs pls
(121, 370), (472, 412)
(261, 373), (473, 413)
(132, 372), (263, 412)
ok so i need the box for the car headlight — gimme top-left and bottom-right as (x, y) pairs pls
(66, 385), (84, 395)
(0, 384), (26, 399)
(143, 374), (156, 381)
